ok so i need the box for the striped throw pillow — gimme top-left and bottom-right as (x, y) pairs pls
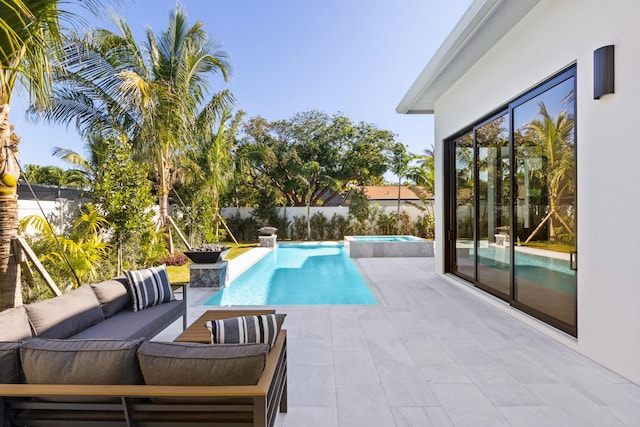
(206, 314), (286, 347)
(124, 265), (174, 312)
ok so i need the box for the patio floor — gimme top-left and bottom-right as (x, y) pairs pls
(156, 255), (640, 426)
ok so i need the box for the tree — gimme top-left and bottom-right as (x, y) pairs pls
(186, 109), (240, 241)
(50, 133), (111, 183)
(348, 187), (373, 235)
(91, 138), (155, 273)
(20, 205), (110, 289)
(300, 161), (321, 239)
(388, 142), (414, 234)
(0, 0), (106, 310)
(22, 164), (89, 188)
(240, 111), (394, 207)
(31, 4), (234, 253)
(406, 147), (435, 195)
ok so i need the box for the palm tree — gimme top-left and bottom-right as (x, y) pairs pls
(20, 205), (109, 287)
(190, 109), (240, 241)
(0, 0), (106, 309)
(299, 161), (321, 240)
(51, 133), (111, 183)
(32, 5), (234, 253)
(521, 102), (575, 243)
(388, 142), (413, 234)
(406, 147), (435, 220)
(406, 147), (435, 191)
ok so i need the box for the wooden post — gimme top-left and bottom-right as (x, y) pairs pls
(15, 237), (62, 296)
(215, 214), (238, 244)
(167, 216), (192, 250)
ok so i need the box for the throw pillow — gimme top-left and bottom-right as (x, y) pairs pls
(124, 265), (174, 312)
(206, 313), (286, 347)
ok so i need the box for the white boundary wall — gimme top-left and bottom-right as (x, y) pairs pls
(430, 0), (640, 383)
(18, 200), (83, 235)
(221, 205), (427, 222)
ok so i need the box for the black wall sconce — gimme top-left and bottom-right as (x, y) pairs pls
(594, 45), (614, 99)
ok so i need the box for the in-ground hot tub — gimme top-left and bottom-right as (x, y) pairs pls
(344, 235), (434, 258)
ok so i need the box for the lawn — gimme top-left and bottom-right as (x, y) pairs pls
(167, 242), (257, 284)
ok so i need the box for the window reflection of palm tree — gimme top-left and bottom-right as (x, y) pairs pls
(521, 102), (575, 244)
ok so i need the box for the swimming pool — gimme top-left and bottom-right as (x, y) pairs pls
(205, 243), (377, 306)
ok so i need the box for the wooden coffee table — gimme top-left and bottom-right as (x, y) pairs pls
(175, 309), (277, 343)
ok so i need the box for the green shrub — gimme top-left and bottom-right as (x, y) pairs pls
(291, 216), (307, 240)
(310, 212), (328, 240)
(225, 212), (260, 241)
(327, 213), (350, 239)
(415, 213), (435, 239)
(376, 212), (396, 235)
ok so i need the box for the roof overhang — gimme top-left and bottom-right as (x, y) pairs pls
(396, 0), (542, 114)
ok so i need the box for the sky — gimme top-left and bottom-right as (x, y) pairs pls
(13, 0), (473, 171)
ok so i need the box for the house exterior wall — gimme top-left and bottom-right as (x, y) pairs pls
(432, 0), (640, 383)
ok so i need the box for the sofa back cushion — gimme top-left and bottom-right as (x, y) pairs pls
(20, 338), (144, 402)
(124, 265), (174, 312)
(137, 341), (268, 403)
(90, 278), (131, 318)
(0, 306), (33, 341)
(24, 285), (105, 338)
(0, 342), (23, 384)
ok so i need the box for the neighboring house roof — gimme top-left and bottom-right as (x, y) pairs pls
(17, 182), (92, 202)
(396, 0), (541, 114)
(356, 185), (430, 201)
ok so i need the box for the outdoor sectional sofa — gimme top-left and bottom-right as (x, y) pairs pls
(0, 275), (288, 427)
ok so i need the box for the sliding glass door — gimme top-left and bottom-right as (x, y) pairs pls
(446, 67), (577, 336)
(454, 133), (475, 279)
(477, 114), (511, 297)
(512, 76), (577, 329)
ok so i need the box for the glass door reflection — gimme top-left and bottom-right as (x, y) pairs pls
(477, 114), (511, 297)
(513, 77), (577, 328)
(454, 133), (475, 279)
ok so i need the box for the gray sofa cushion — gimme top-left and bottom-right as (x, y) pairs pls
(69, 299), (184, 340)
(24, 285), (104, 339)
(0, 306), (33, 341)
(0, 342), (23, 383)
(90, 278), (130, 318)
(137, 341), (268, 403)
(20, 338), (144, 402)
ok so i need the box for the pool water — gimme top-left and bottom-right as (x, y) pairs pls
(205, 243), (377, 306)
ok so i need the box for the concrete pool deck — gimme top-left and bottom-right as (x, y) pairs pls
(156, 253), (640, 426)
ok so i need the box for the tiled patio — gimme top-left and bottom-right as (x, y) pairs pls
(157, 255), (640, 426)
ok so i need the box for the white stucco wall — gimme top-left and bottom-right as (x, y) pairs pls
(432, 0), (640, 383)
